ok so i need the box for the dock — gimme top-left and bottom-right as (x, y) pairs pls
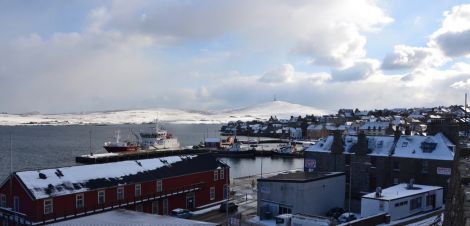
(76, 149), (304, 164)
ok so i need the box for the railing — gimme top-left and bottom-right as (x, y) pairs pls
(0, 182), (206, 225)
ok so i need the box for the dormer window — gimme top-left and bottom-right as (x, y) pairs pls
(421, 141), (437, 153)
(402, 142), (408, 147)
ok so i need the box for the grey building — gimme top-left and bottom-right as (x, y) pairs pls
(257, 171), (345, 218)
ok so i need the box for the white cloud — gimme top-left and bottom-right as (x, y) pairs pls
(104, 0), (392, 68)
(382, 45), (447, 70)
(430, 4), (470, 57)
(331, 59), (380, 81)
(259, 64), (295, 84)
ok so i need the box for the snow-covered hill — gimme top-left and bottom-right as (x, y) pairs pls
(0, 101), (328, 125)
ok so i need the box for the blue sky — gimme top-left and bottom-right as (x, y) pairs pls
(1, 0), (470, 113)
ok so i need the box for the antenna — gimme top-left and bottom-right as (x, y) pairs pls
(466, 93), (468, 120)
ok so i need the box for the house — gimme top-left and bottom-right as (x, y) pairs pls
(304, 132), (454, 197)
(0, 154), (229, 225)
(359, 121), (392, 136)
(257, 170), (345, 218)
(289, 128), (302, 139)
(361, 183), (443, 221)
(204, 137), (222, 150)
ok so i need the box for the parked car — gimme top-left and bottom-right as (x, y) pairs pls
(219, 202), (238, 212)
(170, 208), (193, 219)
(338, 212), (358, 223)
(326, 207), (345, 219)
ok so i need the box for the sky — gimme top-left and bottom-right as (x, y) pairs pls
(1, 0), (470, 114)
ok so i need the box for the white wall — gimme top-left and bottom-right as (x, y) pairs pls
(361, 188), (443, 221)
(258, 174), (345, 217)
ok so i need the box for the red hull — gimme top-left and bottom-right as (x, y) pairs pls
(103, 145), (140, 153)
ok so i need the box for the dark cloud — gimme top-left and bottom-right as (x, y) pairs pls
(434, 29), (470, 57)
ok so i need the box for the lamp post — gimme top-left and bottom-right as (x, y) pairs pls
(348, 161), (372, 213)
(218, 165), (230, 225)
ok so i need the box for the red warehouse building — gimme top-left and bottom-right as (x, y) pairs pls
(0, 154), (229, 225)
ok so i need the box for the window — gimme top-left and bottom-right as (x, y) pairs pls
(98, 190), (105, 205)
(421, 160), (429, 174)
(370, 157), (377, 167)
(220, 169), (224, 180)
(426, 194), (436, 207)
(13, 196), (19, 212)
(421, 142), (437, 153)
(279, 206), (292, 214)
(393, 178), (399, 185)
(162, 199), (168, 215)
(0, 194), (5, 208)
(214, 170), (218, 181)
(135, 204), (143, 212)
(402, 142), (408, 147)
(393, 161), (400, 171)
(410, 197), (422, 211)
(117, 187), (124, 201)
(151, 201), (159, 214)
(76, 193), (84, 209)
(210, 187), (215, 200)
(156, 180), (162, 193)
(394, 200), (408, 207)
(135, 184), (141, 197)
(44, 199), (53, 214)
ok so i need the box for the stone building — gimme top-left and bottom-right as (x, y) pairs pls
(305, 131), (455, 198)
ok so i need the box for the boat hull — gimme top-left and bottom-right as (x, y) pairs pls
(103, 145), (140, 153)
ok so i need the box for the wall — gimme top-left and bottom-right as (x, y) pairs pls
(257, 174), (345, 217)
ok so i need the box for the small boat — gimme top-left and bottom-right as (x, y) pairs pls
(214, 138), (256, 158)
(103, 131), (140, 153)
(271, 142), (303, 158)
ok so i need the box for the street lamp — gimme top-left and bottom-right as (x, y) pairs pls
(348, 161), (372, 213)
(218, 164), (230, 225)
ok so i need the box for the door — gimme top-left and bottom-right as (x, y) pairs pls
(186, 192), (195, 209)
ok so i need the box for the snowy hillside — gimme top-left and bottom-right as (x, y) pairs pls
(0, 101), (328, 125)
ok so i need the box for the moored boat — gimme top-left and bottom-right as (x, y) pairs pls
(103, 131), (140, 153)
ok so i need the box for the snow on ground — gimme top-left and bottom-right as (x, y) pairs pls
(0, 101), (328, 126)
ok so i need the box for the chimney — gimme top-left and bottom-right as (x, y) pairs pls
(407, 178), (415, 189)
(394, 126), (401, 142)
(375, 187), (382, 197)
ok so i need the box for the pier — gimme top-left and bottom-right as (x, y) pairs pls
(75, 149), (304, 164)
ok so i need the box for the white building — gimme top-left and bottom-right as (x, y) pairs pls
(361, 183), (443, 221)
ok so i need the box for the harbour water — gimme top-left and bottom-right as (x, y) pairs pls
(0, 124), (303, 181)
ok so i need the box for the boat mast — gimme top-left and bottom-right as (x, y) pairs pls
(9, 133), (13, 209)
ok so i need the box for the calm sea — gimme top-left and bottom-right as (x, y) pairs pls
(0, 124), (303, 181)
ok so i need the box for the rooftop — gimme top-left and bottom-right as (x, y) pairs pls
(257, 170), (344, 183)
(362, 183), (443, 201)
(48, 209), (217, 226)
(10, 154), (227, 199)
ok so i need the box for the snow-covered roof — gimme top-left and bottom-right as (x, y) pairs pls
(367, 136), (395, 157)
(305, 133), (454, 160)
(393, 133), (455, 160)
(362, 183), (442, 201)
(48, 209), (218, 226)
(15, 154), (226, 199)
